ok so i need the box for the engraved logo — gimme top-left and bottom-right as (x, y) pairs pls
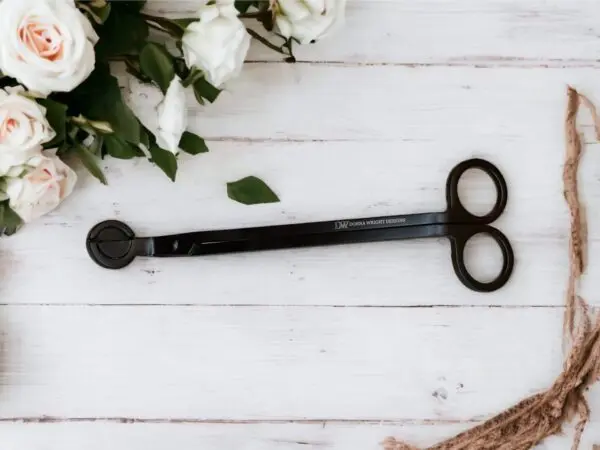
(335, 217), (407, 231)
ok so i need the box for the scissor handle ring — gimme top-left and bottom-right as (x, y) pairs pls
(446, 158), (508, 224)
(448, 225), (514, 293)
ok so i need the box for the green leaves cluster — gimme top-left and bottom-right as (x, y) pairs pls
(10, 2), (189, 183)
(1, 0), (285, 235)
(72, 0), (279, 204)
(9, 1), (216, 187)
(66, 1), (207, 182)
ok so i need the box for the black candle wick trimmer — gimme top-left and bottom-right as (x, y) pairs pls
(86, 158), (514, 293)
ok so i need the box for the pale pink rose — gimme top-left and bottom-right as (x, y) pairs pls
(0, 0), (99, 94)
(6, 152), (77, 222)
(0, 86), (55, 175)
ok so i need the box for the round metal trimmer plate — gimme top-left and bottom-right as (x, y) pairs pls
(86, 220), (137, 270)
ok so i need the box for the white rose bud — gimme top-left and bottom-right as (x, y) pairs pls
(126, 77), (188, 155)
(0, 0), (99, 95)
(156, 76), (188, 154)
(273, 0), (347, 44)
(0, 87), (56, 176)
(182, 0), (251, 88)
(6, 151), (77, 223)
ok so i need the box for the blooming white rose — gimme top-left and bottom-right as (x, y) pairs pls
(182, 0), (251, 88)
(0, 0), (99, 95)
(0, 87), (55, 176)
(156, 76), (187, 154)
(6, 151), (77, 223)
(273, 0), (347, 44)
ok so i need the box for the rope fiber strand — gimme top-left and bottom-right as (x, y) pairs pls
(384, 86), (600, 450)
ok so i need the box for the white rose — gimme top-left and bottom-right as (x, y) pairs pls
(0, 0), (99, 95)
(273, 0), (347, 44)
(182, 0), (251, 88)
(156, 76), (188, 154)
(0, 87), (55, 176)
(126, 77), (188, 155)
(6, 151), (77, 223)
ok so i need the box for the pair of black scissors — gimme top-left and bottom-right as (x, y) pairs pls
(86, 158), (514, 292)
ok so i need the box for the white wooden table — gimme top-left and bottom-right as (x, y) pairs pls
(2, 1), (600, 448)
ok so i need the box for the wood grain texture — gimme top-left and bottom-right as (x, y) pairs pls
(130, 65), (600, 142)
(147, 0), (600, 65)
(0, 306), (586, 419)
(2, 66), (600, 306)
(2, 0), (600, 448)
(2, 422), (600, 450)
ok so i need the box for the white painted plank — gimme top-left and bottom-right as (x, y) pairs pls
(5, 66), (597, 308)
(129, 65), (600, 143)
(0, 423), (476, 450)
(145, 0), (600, 65)
(0, 306), (585, 419)
(2, 421), (600, 450)
(2, 222), (590, 307)
(1, 2), (599, 450)
(2, 119), (600, 305)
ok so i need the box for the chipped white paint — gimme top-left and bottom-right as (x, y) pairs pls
(0, 307), (571, 418)
(2, 0), (600, 448)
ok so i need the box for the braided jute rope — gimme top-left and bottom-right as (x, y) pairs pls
(384, 86), (600, 450)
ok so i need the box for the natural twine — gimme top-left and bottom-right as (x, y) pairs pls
(384, 86), (600, 450)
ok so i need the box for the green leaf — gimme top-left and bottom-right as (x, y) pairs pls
(172, 18), (198, 29)
(149, 144), (178, 181)
(235, 0), (260, 13)
(139, 127), (150, 149)
(227, 176), (280, 205)
(37, 98), (68, 147)
(0, 73), (18, 89)
(193, 77), (221, 103)
(125, 58), (152, 83)
(71, 63), (141, 144)
(143, 15), (188, 38)
(96, 3), (112, 22)
(179, 131), (208, 155)
(103, 134), (143, 160)
(78, 1), (112, 24)
(257, 6), (274, 31)
(73, 141), (108, 185)
(181, 66), (205, 88)
(0, 201), (23, 236)
(94, 4), (149, 58)
(56, 135), (72, 157)
(118, 1), (148, 13)
(139, 43), (175, 93)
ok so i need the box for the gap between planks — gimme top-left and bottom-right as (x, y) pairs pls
(242, 58), (600, 69)
(0, 417), (480, 426)
(0, 304), (567, 308)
